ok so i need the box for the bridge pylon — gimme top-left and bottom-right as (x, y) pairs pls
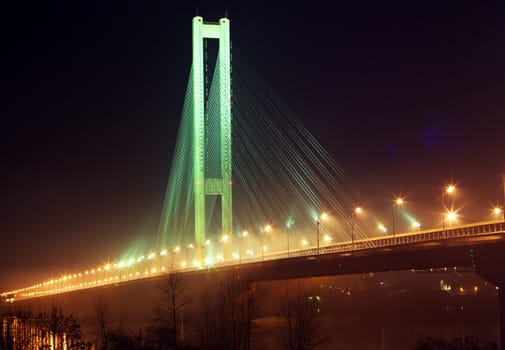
(192, 16), (232, 260)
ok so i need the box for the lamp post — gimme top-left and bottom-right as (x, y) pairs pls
(351, 207), (362, 249)
(262, 224), (271, 261)
(203, 239), (210, 266)
(500, 175), (505, 220)
(392, 197), (404, 239)
(444, 211), (458, 237)
(239, 231), (248, 264)
(221, 234), (230, 261)
(287, 228), (290, 257)
(316, 212), (328, 255)
(442, 185), (456, 238)
(172, 246), (180, 270)
(185, 244), (193, 267)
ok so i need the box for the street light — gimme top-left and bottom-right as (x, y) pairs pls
(442, 184), (456, 237)
(378, 223), (387, 233)
(351, 206), (362, 249)
(239, 231), (248, 264)
(392, 197), (404, 239)
(185, 244), (193, 267)
(202, 239), (211, 266)
(262, 224), (271, 261)
(444, 210), (458, 234)
(492, 206), (504, 220)
(172, 246), (181, 270)
(316, 212), (328, 254)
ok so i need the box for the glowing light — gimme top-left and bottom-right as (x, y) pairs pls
(242, 230), (248, 237)
(246, 249), (254, 256)
(320, 212), (329, 221)
(446, 185), (456, 194)
(493, 207), (503, 216)
(205, 239), (211, 246)
(323, 235), (332, 243)
(173, 246), (181, 253)
(264, 224), (272, 232)
(221, 234), (229, 242)
(394, 197), (404, 206)
(160, 249), (167, 256)
(147, 253), (156, 260)
(412, 221), (421, 230)
(104, 264), (111, 271)
(446, 211), (457, 221)
(217, 254), (224, 261)
(355, 207), (362, 214)
(232, 252), (239, 260)
(378, 223), (387, 233)
(181, 261), (187, 267)
(301, 239), (309, 246)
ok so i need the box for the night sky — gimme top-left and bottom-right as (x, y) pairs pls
(1, 1), (504, 291)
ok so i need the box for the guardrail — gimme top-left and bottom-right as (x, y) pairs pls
(264, 219), (505, 260)
(5, 220), (504, 301)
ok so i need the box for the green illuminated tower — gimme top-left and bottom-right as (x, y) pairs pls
(192, 16), (232, 254)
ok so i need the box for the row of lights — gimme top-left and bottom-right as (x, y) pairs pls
(5, 183), (504, 299)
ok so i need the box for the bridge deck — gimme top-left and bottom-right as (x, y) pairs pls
(3, 220), (504, 302)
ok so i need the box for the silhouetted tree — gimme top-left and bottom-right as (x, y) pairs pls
(150, 270), (192, 350)
(38, 304), (82, 350)
(105, 328), (148, 350)
(278, 285), (328, 350)
(0, 304), (14, 350)
(94, 295), (113, 350)
(1, 304), (90, 350)
(196, 272), (259, 350)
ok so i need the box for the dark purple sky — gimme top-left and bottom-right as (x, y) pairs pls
(1, 1), (504, 291)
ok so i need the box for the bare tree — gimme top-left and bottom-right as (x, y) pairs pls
(94, 295), (113, 350)
(38, 304), (82, 350)
(278, 285), (328, 350)
(150, 270), (192, 350)
(196, 272), (259, 350)
(1, 304), (88, 350)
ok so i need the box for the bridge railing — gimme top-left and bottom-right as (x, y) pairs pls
(253, 220), (505, 262)
(285, 220), (505, 258)
(6, 220), (504, 301)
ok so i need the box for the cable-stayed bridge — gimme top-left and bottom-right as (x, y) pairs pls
(3, 19), (505, 348)
(3, 219), (504, 301)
